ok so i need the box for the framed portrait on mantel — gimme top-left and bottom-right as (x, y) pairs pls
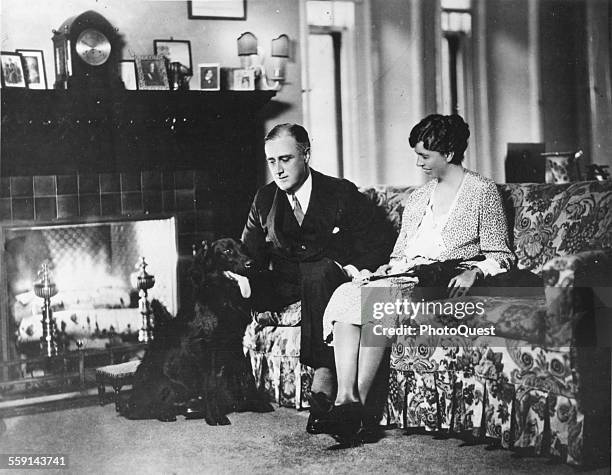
(134, 55), (169, 90)
(198, 63), (220, 91)
(119, 60), (138, 90)
(0, 52), (27, 88)
(188, 0), (246, 20)
(16, 49), (47, 89)
(232, 68), (255, 91)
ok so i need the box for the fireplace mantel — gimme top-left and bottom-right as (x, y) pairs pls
(1, 89), (276, 176)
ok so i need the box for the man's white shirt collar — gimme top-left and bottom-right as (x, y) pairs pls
(286, 172), (312, 213)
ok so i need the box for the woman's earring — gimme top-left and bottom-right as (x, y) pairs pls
(447, 153), (454, 163)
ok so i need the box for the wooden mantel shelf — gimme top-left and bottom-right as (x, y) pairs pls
(1, 88), (277, 114)
(1, 89), (277, 176)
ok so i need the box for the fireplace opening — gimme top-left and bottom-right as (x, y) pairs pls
(2, 216), (178, 365)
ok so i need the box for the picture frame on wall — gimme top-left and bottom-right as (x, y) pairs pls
(153, 39), (193, 75)
(134, 55), (169, 90)
(15, 49), (47, 89)
(198, 63), (220, 91)
(232, 68), (255, 90)
(0, 52), (27, 88)
(120, 60), (138, 90)
(188, 0), (246, 20)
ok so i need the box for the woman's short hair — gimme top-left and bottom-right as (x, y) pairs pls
(408, 114), (470, 164)
(264, 123), (311, 154)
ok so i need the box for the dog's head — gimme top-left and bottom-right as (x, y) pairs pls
(190, 238), (254, 288)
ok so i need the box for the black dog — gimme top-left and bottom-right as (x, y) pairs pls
(121, 238), (272, 424)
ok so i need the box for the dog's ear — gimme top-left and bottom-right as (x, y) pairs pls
(200, 240), (209, 254)
(151, 299), (173, 325)
(192, 240), (210, 257)
(190, 239), (218, 289)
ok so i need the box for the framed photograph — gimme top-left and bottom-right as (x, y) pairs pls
(232, 68), (255, 91)
(120, 60), (138, 90)
(134, 55), (169, 90)
(188, 0), (246, 20)
(198, 63), (220, 91)
(0, 52), (27, 88)
(15, 49), (47, 89)
(154, 39), (193, 74)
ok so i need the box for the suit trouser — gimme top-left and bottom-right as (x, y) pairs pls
(250, 258), (350, 369)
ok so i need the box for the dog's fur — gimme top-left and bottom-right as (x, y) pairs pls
(120, 238), (272, 424)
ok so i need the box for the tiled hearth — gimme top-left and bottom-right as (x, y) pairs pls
(0, 170), (216, 257)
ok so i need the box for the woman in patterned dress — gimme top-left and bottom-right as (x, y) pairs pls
(314, 114), (515, 442)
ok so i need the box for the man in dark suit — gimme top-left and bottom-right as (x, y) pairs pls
(240, 123), (392, 432)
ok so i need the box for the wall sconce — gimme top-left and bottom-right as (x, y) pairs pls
(237, 32), (258, 68)
(236, 32), (290, 90)
(270, 34), (290, 81)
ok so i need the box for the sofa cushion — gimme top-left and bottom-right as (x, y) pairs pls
(467, 294), (547, 343)
(391, 294), (547, 348)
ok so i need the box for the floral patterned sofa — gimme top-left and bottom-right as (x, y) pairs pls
(242, 180), (612, 467)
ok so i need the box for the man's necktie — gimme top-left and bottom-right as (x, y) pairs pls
(292, 194), (304, 226)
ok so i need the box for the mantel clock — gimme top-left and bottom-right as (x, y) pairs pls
(52, 10), (123, 89)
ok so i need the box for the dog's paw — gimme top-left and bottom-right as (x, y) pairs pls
(204, 413), (231, 426)
(253, 400), (274, 413)
(157, 414), (178, 422)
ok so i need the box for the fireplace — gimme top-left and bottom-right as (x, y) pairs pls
(3, 217), (178, 359)
(0, 89), (275, 404)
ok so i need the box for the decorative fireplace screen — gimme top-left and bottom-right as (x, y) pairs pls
(2, 217), (178, 359)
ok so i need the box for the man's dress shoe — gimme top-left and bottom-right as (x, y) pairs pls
(306, 392), (333, 434)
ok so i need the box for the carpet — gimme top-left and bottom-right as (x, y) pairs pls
(0, 404), (608, 474)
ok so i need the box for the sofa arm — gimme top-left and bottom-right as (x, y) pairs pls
(541, 249), (612, 348)
(541, 249), (612, 288)
(253, 301), (302, 327)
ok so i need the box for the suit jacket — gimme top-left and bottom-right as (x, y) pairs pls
(242, 169), (392, 275)
(390, 170), (515, 272)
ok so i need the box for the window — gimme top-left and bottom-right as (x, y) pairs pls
(304, 1), (356, 178)
(440, 0), (472, 116)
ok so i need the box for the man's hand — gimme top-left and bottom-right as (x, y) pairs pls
(340, 264), (375, 283)
(375, 263), (393, 275)
(353, 268), (373, 285)
(447, 268), (483, 298)
(223, 271), (252, 299)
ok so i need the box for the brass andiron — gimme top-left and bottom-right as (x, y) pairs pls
(136, 257), (156, 343)
(33, 264), (58, 357)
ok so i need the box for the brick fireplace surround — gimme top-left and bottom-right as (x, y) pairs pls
(1, 169), (214, 259)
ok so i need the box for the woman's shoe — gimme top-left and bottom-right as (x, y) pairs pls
(313, 401), (363, 442)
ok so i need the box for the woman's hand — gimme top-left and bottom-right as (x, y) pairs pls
(447, 268), (483, 298)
